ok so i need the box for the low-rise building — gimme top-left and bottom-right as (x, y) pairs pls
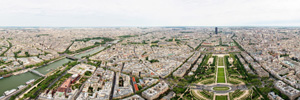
(77, 68), (114, 100)
(142, 81), (169, 100)
(274, 81), (300, 100)
(161, 91), (176, 100)
(122, 94), (145, 100)
(113, 73), (134, 99)
(68, 64), (96, 76)
(268, 92), (284, 100)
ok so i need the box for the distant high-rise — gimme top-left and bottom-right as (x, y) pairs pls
(215, 27), (218, 34)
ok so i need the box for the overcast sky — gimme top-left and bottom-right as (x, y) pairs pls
(0, 0), (300, 27)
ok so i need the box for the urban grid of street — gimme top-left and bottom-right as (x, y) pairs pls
(0, 27), (299, 100)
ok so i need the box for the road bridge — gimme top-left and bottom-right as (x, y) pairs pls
(63, 54), (87, 63)
(29, 70), (45, 77)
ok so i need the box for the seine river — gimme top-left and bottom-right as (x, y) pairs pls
(0, 46), (105, 96)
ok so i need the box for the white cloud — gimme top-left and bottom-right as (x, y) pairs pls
(0, 0), (300, 26)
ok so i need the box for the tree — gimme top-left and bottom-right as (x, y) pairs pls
(25, 52), (30, 57)
(149, 59), (159, 63)
(145, 57), (149, 60)
(251, 78), (262, 86)
(173, 87), (186, 94)
(84, 71), (92, 76)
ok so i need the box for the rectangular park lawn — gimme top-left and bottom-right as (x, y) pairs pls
(217, 68), (225, 83)
(213, 87), (230, 91)
(216, 95), (228, 100)
(218, 57), (224, 66)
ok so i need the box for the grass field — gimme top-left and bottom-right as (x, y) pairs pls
(231, 89), (245, 98)
(216, 95), (228, 100)
(201, 79), (215, 85)
(228, 79), (241, 84)
(217, 68), (225, 83)
(191, 90), (205, 100)
(213, 87), (230, 91)
(218, 57), (224, 66)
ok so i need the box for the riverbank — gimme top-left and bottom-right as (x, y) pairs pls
(1, 45), (102, 78)
(3, 56), (66, 78)
(12, 67), (34, 75)
(0, 40), (118, 98)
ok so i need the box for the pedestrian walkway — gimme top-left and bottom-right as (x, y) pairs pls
(234, 90), (249, 100)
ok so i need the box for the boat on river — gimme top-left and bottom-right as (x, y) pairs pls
(26, 79), (35, 85)
(2, 74), (12, 78)
(3, 89), (16, 96)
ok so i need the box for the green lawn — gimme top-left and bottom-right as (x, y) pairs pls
(199, 91), (213, 99)
(217, 68), (225, 83)
(191, 90), (203, 100)
(202, 79), (215, 85)
(216, 95), (228, 100)
(231, 89), (245, 98)
(218, 57), (224, 66)
(228, 79), (241, 84)
(213, 87), (230, 91)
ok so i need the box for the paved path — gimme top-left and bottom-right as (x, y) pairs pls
(223, 56), (227, 83)
(215, 64), (219, 83)
(228, 77), (245, 85)
(17, 78), (45, 99)
(214, 93), (229, 100)
(192, 89), (210, 100)
(234, 90), (249, 100)
(191, 84), (248, 94)
(178, 88), (190, 100)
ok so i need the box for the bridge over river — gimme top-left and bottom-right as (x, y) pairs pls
(63, 54), (88, 63)
(29, 70), (45, 77)
(0, 43), (112, 97)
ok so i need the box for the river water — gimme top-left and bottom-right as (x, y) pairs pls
(0, 46), (105, 96)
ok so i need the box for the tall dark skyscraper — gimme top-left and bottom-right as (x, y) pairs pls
(215, 27), (218, 34)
